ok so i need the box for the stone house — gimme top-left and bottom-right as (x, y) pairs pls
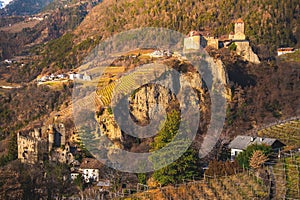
(183, 30), (219, 51)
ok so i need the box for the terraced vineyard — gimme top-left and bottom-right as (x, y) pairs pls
(95, 69), (156, 107)
(96, 82), (116, 106)
(284, 156), (300, 198)
(258, 119), (300, 147)
(272, 154), (300, 199)
(123, 172), (269, 200)
(272, 162), (287, 199)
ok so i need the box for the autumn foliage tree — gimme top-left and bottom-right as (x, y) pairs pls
(236, 144), (271, 169)
(249, 150), (268, 170)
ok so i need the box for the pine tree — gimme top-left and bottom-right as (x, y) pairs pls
(150, 110), (200, 186)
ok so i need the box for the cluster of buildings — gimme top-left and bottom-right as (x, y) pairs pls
(28, 16), (44, 21)
(184, 18), (247, 51)
(37, 72), (92, 83)
(184, 18), (260, 64)
(183, 18), (297, 59)
(17, 123), (107, 185)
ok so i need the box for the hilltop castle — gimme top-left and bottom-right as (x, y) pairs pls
(17, 123), (67, 164)
(184, 18), (260, 64)
(229, 18), (246, 40)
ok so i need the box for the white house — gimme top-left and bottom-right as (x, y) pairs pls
(49, 74), (55, 80)
(150, 50), (164, 58)
(83, 72), (92, 81)
(79, 158), (103, 183)
(57, 74), (67, 79)
(71, 172), (80, 181)
(69, 73), (76, 80)
(4, 59), (12, 64)
(69, 73), (84, 80)
(277, 47), (295, 56)
(228, 135), (285, 160)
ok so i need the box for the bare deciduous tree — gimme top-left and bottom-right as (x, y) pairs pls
(249, 150), (268, 170)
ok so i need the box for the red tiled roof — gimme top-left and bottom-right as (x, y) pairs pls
(277, 47), (294, 51)
(236, 18), (244, 23)
(187, 31), (201, 37)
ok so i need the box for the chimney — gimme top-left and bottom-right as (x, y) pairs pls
(250, 137), (254, 142)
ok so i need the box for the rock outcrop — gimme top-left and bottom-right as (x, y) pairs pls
(235, 41), (260, 64)
(97, 57), (231, 143)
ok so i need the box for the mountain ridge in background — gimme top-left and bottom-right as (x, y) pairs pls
(0, 0), (13, 9)
(0, 0), (53, 15)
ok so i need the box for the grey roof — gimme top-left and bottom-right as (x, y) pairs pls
(97, 180), (110, 187)
(228, 135), (279, 150)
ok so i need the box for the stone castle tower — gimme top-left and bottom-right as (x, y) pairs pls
(48, 125), (55, 152)
(47, 123), (66, 151)
(233, 18), (246, 40)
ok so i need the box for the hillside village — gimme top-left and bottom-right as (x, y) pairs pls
(36, 71), (92, 83)
(16, 120), (111, 185)
(0, 0), (299, 197)
(12, 18), (300, 199)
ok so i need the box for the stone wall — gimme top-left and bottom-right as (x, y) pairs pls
(17, 133), (38, 164)
(184, 36), (201, 51)
(17, 133), (48, 164)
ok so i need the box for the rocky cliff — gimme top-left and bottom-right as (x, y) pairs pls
(235, 41), (260, 64)
(95, 56), (232, 151)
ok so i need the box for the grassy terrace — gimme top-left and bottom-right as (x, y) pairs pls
(258, 119), (300, 147)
